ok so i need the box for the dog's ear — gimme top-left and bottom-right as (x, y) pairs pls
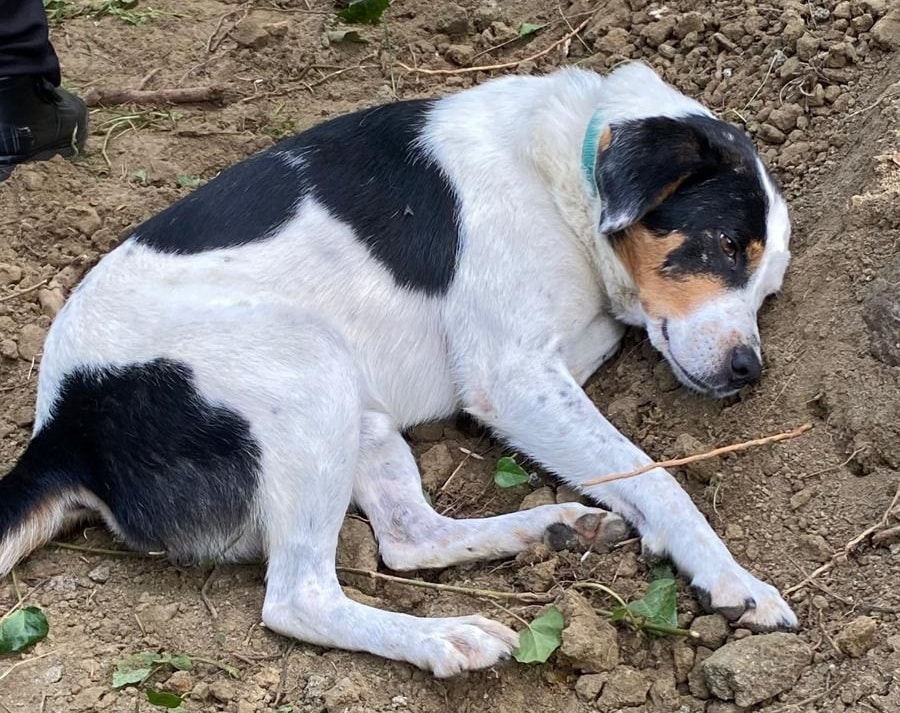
(594, 116), (723, 234)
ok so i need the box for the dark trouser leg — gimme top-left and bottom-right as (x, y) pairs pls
(0, 0), (62, 85)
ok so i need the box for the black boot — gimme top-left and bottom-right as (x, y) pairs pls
(0, 75), (88, 180)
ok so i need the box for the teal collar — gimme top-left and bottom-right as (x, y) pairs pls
(581, 108), (605, 195)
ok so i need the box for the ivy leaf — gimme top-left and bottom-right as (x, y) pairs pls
(176, 175), (201, 188)
(493, 456), (530, 488)
(168, 654), (193, 671)
(146, 688), (185, 709)
(0, 607), (50, 653)
(338, 0), (390, 25)
(514, 606), (564, 663)
(610, 578), (678, 633)
(517, 22), (546, 37)
(112, 667), (152, 688)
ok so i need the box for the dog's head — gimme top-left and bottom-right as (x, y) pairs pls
(592, 76), (791, 398)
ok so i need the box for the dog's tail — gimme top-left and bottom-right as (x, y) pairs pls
(0, 434), (88, 579)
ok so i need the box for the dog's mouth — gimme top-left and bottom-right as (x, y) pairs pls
(660, 319), (737, 399)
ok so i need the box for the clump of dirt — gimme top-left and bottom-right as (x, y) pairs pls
(2, 1), (899, 712)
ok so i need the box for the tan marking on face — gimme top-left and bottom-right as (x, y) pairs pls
(746, 238), (764, 270)
(599, 126), (613, 151)
(613, 224), (728, 319)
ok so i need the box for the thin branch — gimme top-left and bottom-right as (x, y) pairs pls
(0, 279), (49, 304)
(582, 423), (813, 487)
(84, 86), (224, 107)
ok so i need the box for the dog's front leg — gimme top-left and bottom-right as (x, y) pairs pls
(466, 352), (797, 631)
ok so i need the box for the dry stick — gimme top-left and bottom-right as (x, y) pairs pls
(83, 86), (225, 107)
(397, 17), (590, 76)
(581, 423), (813, 488)
(200, 566), (219, 619)
(0, 279), (49, 304)
(783, 484), (900, 597)
(336, 567), (553, 603)
(872, 523), (900, 547)
(50, 541), (165, 558)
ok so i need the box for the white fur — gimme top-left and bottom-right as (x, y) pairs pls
(27, 62), (796, 675)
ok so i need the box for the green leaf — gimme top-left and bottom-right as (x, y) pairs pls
(517, 22), (546, 37)
(0, 607), (50, 654)
(176, 175), (201, 188)
(276, 707), (294, 713)
(338, 0), (390, 25)
(168, 654), (193, 671)
(112, 667), (152, 688)
(493, 456), (530, 488)
(133, 168), (148, 184)
(146, 688), (184, 708)
(610, 578), (678, 633)
(514, 606), (564, 663)
(326, 29), (367, 44)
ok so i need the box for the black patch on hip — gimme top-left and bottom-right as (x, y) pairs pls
(34, 359), (260, 556)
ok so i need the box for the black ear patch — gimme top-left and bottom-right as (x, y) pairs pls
(594, 114), (759, 234)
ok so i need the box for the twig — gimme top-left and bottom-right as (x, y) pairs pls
(84, 86), (225, 107)
(872, 523), (900, 547)
(582, 423), (813, 487)
(335, 567), (552, 603)
(783, 484), (900, 596)
(0, 279), (49, 304)
(801, 448), (862, 480)
(397, 17), (590, 76)
(50, 541), (165, 558)
(137, 68), (161, 90)
(200, 566), (219, 619)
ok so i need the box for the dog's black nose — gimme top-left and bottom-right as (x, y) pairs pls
(728, 345), (762, 387)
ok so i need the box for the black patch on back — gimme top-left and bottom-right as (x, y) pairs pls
(133, 151), (305, 254)
(25, 359), (260, 557)
(279, 99), (461, 294)
(133, 99), (462, 295)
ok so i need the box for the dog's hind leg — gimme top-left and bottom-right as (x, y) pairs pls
(351, 413), (629, 571)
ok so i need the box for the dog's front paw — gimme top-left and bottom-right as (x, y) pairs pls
(691, 567), (797, 632)
(416, 615), (518, 677)
(542, 506), (632, 552)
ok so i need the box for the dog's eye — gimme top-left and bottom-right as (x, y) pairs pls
(719, 233), (737, 262)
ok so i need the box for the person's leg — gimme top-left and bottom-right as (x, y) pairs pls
(0, 0), (87, 178)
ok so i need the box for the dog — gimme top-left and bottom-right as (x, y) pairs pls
(0, 62), (796, 676)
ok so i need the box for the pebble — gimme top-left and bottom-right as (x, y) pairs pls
(472, 1), (503, 32)
(642, 17), (676, 47)
(436, 3), (468, 38)
(419, 443), (454, 492)
(230, 21), (270, 49)
(871, 7), (900, 48)
(519, 486), (556, 510)
(87, 564), (111, 583)
(323, 676), (362, 711)
(673, 433), (719, 483)
(691, 614), (731, 649)
(835, 615), (877, 657)
(557, 591), (619, 672)
(210, 680), (236, 703)
(796, 33), (820, 60)
(0, 262), (23, 287)
(673, 641), (695, 683)
(17, 323), (47, 361)
(862, 281), (900, 367)
(574, 673), (606, 701)
(166, 670), (194, 695)
(757, 123), (787, 145)
(799, 533), (832, 560)
(701, 633), (811, 707)
(596, 666), (650, 709)
(445, 44), (475, 66)
(653, 361), (680, 392)
(38, 287), (65, 317)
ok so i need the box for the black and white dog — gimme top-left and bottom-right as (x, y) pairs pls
(0, 62), (795, 676)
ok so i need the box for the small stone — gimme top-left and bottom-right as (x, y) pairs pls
(692, 614), (731, 649)
(871, 8), (900, 49)
(796, 33), (820, 60)
(230, 21), (270, 49)
(674, 12), (704, 38)
(886, 633), (900, 652)
(689, 647), (713, 699)
(595, 27), (630, 55)
(445, 44), (475, 66)
(757, 123), (786, 145)
(605, 395), (641, 430)
(0, 263), (23, 287)
(596, 666), (650, 709)
(673, 641), (695, 683)
(408, 421), (444, 442)
(263, 20), (290, 38)
(473, 1), (503, 32)
(38, 288), (65, 317)
(72, 686), (106, 712)
(1, 339), (18, 360)
(555, 485), (583, 504)
(519, 486), (556, 510)
(790, 486), (816, 510)
(673, 433), (719, 483)
(642, 17), (677, 47)
(419, 443), (454, 492)
(701, 633), (811, 707)
(323, 676), (361, 711)
(768, 105), (802, 132)
(166, 670), (194, 695)
(558, 591), (619, 672)
(799, 533), (832, 560)
(70, 206), (102, 236)
(87, 564), (111, 583)
(826, 42), (856, 67)
(236, 700), (256, 713)
(834, 1), (852, 19)
(852, 13), (874, 32)
(436, 3), (468, 38)
(337, 517), (379, 595)
(17, 324), (47, 361)
(575, 673), (606, 701)
(516, 557), (558, 592)
(862, 284), (900, 366)
(782, 16), (806, 44)
(835, 616), (877, 657)
(210, 680), (236, 703)
(42, 661), (64, 684)
(724, 523), (744, 540)
(653, 361), (680, 392)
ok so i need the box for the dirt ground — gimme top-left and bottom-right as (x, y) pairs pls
(1, 0), (899, 711)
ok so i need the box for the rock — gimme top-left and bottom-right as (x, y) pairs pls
(575, 673), (606, 701)
(674, 12), (704, 38)
(688, 646), (713, 699)
(38, 287), (65, 317)
(555, 485), (583, 504)
(446, 44), (475, 66)
(558, 591), (619, 672)
(236, 700), (257, 713)
(871, 8), (900, 49)
(0, 339), (16, 360)
(516, 557), (558, 592)
(166, 670), (194, 695)
(768, 104), (802, 132)
(595, 27), (630, 55)
(650, 675), (680, 711)
(782, 16), (806, 44)
(835, 616), (877, 657)
(231, 21), (270, 49)
(834, 1), (852, 19)
(701, 633), (811, 707)
(408, 421), (444, 442)
(210, 680), (236, 703)
(862, 284), (900, 366)
(0, 262), (23, 287)
(757, 123), (786, 144)
(87, 564), (111, 583)
(72, 686), (107, 712)
(519, 486), (556, 510)
(799, 533), (832, 560)
(673, 641), (695, 683)
(826, 42), (857, 67)
(596, 666), (651, 709)
(796, 33), (820, 60)
(642, 17), (676, 47)
(337, 517), (379, 594)
(17, 323), (47, 361)
(473, 1), (503, 32)
(692, 614), (730, 649)
(790, 485), (816, 510)
(42, 661), (64, 684)
(419, 443), (454, 492)
(70, 206), (102, 236)
(323, 676), (361, 711)
(436, 3), (468, 38)
(605, 395), (641, 431)
(140, 602), (180, 631)
(653, 361), (680, 391)
(673, 433), (719, 483)
(263, 20), (290, 38)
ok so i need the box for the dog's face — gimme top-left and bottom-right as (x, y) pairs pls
(595, 114), (791, 398)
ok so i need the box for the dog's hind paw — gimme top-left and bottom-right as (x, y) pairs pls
(692, 567), (797, 632)
(417, 616), (519, 678)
